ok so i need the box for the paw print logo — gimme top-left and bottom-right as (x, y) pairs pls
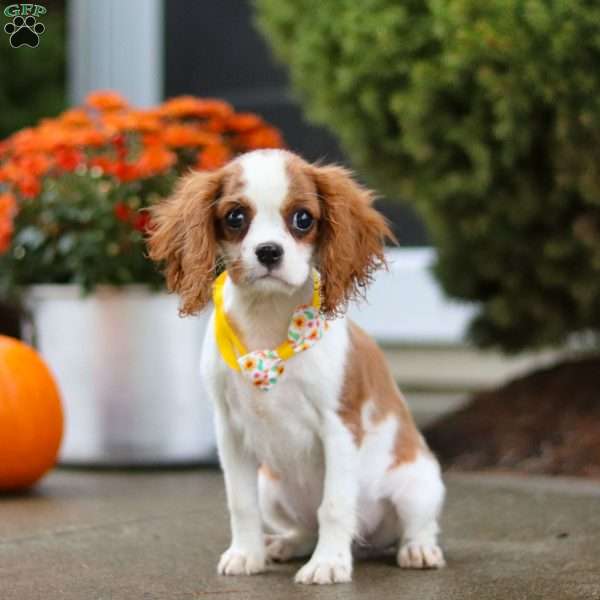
(4, 15), (45, 48)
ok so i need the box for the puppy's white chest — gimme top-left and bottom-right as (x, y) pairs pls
(203, 311), (349, 476)
(224, 364), (322, 470)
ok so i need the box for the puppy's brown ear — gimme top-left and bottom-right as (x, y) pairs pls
(311, 165), (395, 317)
(147, 169), (223, 316)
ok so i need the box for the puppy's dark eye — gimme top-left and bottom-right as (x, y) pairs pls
(292, 209), (314, 232)
(225, 207), (246, 230)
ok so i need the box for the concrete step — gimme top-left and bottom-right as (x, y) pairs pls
(405, 391), (469, 429)
(384, 344), (566, 392)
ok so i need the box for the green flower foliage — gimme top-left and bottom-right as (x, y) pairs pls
(0, 172), (174, 297)
(256, 0), (600, 352)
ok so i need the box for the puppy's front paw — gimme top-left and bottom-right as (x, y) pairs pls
(397, 542), (445, 569)
(217, 547), (266, 576)
(294, 556), (352, 585)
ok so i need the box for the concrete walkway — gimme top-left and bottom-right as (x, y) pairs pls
(1, 469), (599, 600)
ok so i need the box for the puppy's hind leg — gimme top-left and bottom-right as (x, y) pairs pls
(388, 453), (446, 569)
(259, 468), (317, 562)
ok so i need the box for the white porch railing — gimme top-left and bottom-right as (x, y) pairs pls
(67, 0), (163, 107)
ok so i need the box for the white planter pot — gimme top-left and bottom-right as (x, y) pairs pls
(25, 285), (216, 466)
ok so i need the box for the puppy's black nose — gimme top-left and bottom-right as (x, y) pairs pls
(255, 242), (283, 268)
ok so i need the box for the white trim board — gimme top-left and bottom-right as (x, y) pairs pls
(349, 247), (474, 345)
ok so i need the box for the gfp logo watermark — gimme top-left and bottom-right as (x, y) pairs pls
(3, 4), (47, 48)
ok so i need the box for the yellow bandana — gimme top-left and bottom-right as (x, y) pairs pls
(213, 270), (327, 390)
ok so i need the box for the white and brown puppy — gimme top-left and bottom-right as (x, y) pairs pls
(148, 149), (445, 585)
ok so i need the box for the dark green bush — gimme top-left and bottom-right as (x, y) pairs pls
(256, 0), (600, 352)
(0, 12), (66, 137)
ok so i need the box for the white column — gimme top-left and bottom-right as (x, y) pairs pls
(67, 0), (164, 107)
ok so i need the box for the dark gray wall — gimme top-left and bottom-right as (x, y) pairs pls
(164, 0), (428, 245)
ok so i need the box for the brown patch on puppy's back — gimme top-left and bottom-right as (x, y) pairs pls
(338, 321), (424, 468)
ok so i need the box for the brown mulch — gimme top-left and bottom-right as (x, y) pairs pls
(424, 356), (600, 478)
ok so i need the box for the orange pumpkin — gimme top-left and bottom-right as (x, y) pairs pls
(0, 335), (63, 490)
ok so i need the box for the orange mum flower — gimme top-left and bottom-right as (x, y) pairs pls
(101, 113), (136, 134)
(113, 162), (141, 183)
(235, 127), (284, 150)
(102, 111), (161, 134)
(131, 110), (162, 133)
(137, 145), (177, 176)
(18, 154), (52, 177)
(0, 192), (16, 218)
(18, 176), (41, 199)
(202, 117), (229, 134)
(226, 113), (263, 132)
(142, 132), (163, 147)
(162, 124), (220, 147)
(59, 108), (92, 127)
(197, 144), (232, 170)
(0, 139), (10, 158)
(160, 96), (233, 120)
(71, 128), (108, 147)
(55, 148), (84, 172)
(0, 161), (21, 184)
(86, 90), (128, 112)
(8, 127), (42, 155)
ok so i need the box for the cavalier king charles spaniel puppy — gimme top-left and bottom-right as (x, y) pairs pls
(148, 149), (445, 585)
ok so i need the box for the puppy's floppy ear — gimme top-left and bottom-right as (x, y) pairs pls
(147, 169), (224, 316)
(310, 164), (395, 317)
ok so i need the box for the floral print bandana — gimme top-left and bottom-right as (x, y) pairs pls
(237, 305), (329, 391)
(213, 269), (328, 391)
